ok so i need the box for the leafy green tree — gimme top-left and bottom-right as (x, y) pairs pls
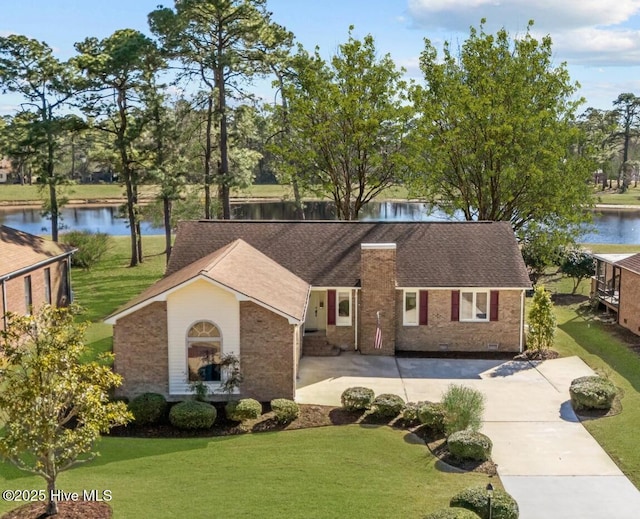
(521, 231), (568, 285)
(0, 305), (131, 516)
(143, 93), (202, 262)
(612, 93), (640, 192)
(74, 29), (165, 267)
(578, 107), (619, 190)
(527, 285), (556, 352)
(0, 113), (37, 185)
(276, 30), (412, 220)
(0, 35), (82, 241)
(409, 20), (592, 238)
(559, 248), (596, 294)
(149, 0), (288, 219)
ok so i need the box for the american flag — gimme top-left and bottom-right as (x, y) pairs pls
(374, 311), (383, 349)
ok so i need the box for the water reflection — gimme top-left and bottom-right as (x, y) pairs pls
(0, 202), (638, 244)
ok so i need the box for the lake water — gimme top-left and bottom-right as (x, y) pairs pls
(0, 201), (638, 244)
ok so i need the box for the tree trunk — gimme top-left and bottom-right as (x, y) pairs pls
(163, 196), (172, 263)
(204, 95), (214, 219)
(46, 478), (58, 516)
(49, 182), (59, 243)
(292, 178), (305, 220)
(136, 220), (143, 264)
(216, 63), (231, 220)
(123, 172), (138, 268)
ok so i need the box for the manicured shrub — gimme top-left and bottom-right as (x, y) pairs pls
(447, 430), (493, 461)
(424, 508), (481, 519)
(450, 486), (519, 519)
(270, 398), (299, 423)
(225, 398), (262, 422)
(569, 375), (617, 410)
(402, 401), (428, 423)
(441, 385), (485, 436)
(61, 230), (110, 270)
(169, 401), (217, 430)
(371, 393), (405, 418)
(128, 392), (167, 426)
(341, 386), (375, 411)
(417, 402), (447, 434)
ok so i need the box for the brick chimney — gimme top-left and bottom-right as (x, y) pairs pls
(359, 243), (396, 355)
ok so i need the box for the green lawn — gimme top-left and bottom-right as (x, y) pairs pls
(71, 235), (167, 362)
(541, 244), (640, 488)
(0, 426), (490, 518)
(593, 185), (640, 206)
(1, 235), (494, 518)
(0, 183), (414, 205)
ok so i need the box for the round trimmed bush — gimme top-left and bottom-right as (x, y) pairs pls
(225, 398), (262, 422)
(424, 508), (481, 519)
(569, 375), (617, 411)
(270, 398), (299, 423)
(402, 401), (427, 423)
(341, 386), (375, 411)
(417, 402), (447, 433)
(450, 485), (519, 519)
(371, 393), (405, 418)
(128, 392), (167, 426)
(447, 430), (493, 461)
(169, 401), (217, 430)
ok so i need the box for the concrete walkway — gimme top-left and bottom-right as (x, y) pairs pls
(296, 353), (640, 519)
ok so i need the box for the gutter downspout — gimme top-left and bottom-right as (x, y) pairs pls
(354, 288), (358, 351)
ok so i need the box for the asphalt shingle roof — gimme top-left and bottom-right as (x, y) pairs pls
(616, 253), (640, 276)
(167, 220), (531, 288)
(0, 225), (74, 278)
(107, 239), (310, 322)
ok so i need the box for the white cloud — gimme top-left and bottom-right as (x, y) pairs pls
(553, 28), (640, 65)
(407, 0), (640, 32)
(406, 0), (640, 68)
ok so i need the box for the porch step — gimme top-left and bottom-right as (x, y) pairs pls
(302, 335), (341, 356)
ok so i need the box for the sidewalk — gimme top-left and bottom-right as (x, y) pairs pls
(296, 354), (640, 518)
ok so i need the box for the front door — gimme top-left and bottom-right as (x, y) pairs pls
(305, 291), (326, 332)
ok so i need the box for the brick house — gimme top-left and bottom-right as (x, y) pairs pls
(0, 225), (75, 330)
(106, 221), (531, 402)
(591, 252), (640, 335)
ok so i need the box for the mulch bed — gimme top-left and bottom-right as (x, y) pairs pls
(1, 501), (111, 519)
(514, 349), (560, 361)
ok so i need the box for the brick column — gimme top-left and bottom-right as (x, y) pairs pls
(359, 243), (396, 355)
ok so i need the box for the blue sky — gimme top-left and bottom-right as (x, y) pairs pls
(2, 0), (640, 114)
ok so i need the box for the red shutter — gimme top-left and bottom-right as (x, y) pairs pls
(490, 291), (499, 321)
(327, 290), (336, 325)
(451, 290), (460, 321)
(419, 290), (429, 325)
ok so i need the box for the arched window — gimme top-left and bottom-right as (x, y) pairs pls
(187, 321), (222, 382)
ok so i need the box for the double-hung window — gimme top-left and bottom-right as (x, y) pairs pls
(336, 291), (351, 326)
(460, 291), (489, 322)
(404, 291), (418, 325)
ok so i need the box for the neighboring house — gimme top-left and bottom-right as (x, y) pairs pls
(0, 226), (75, 330)
(591, 252), (640, 335)
(106, 221), (531, 402)
(0, 158), (11, 184)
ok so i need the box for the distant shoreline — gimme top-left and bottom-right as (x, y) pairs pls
(1, 199), (639, 213)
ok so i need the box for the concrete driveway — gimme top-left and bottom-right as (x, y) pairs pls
(296, 353), (640, 519)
